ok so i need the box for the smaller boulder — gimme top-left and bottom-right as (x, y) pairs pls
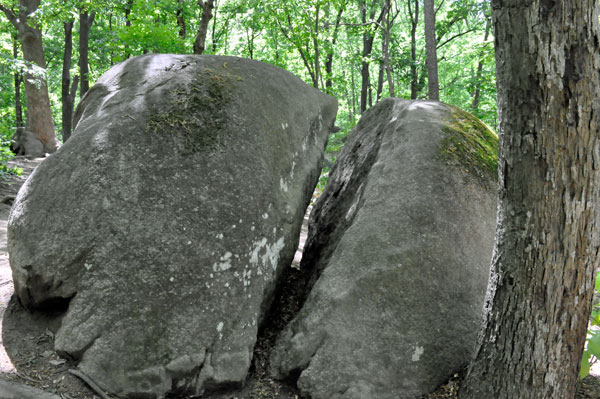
(270, 99), (498, 399)
(10, 128), (44, 157)
(0, 379), (61, 399)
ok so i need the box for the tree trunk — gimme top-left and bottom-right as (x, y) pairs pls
(423, 0), (439, 100)
(62, 21), (78, 142)
(459, 1), (600, 398)
(176, 0), (187, 39)
(324, 5), (344, 95)
(409, 0), (419, 99)
(79, 10), (95, 98)
(359, 4), (373, 113)
(313, 3), (321, 91)
(193, 0), (215, 55)
(12, 37), (23, 128)
(1, 0), (58, 153)
(359, 1), (383, 113)
(470, 15), (491, 112)
(211, 0), (219, 52)
(377, 0), (395, 100)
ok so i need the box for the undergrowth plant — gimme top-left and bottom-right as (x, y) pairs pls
(580, 271), (600, 378)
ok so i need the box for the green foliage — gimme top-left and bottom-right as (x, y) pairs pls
(0, 0), (498, 166)
(0, 145), (21, 178)
(580, 271), (600, 379)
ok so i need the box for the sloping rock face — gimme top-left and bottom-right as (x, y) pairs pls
(8, 54), (337, 398)
(270, 99), (497, 399)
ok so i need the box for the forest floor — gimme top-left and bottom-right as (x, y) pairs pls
(0, 156), (597, 399)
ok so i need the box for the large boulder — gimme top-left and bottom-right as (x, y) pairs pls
(270, 99), (497, 399)
(8, 54), (337, 398)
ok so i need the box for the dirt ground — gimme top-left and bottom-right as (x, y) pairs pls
(0, 156), (598, 399)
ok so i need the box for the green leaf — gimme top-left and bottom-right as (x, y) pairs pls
(588, 332), (600, 357)
(580, 349), (591, 379)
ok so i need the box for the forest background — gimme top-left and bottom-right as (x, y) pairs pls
(0, 0), (495, 174)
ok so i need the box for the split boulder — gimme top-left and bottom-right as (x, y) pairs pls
(270, 99), (498, 399)
(8, 54), (337, 398)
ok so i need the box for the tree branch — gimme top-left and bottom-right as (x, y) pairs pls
(0, 3), (18, 28)
(437, 28), (477, 49)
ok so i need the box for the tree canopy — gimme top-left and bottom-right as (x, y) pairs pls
(0, 0), (496, 150)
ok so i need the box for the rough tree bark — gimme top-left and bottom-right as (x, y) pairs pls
(79, 10), (95, 97)
(423, 0), (439, 100)
(459, 1), (600, 398)
(0, 0), (58, 153)
(62, 21), (78, 142)
(193, 0), (215, 55)
(12, 36), (23, 128)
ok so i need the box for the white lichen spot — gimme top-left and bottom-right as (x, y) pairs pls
(280, 178), (289, 193)
(262, 213), (269, 219)
(170, 277), (175, 282)
(187, 240), (192, 245)
(411, 345), (424, 362)
(251, 225), (256, 231)
(214, 252), (233, 271)
(249, 237), (285, 272)
(84, 262), (93, 270)
(217, 322), (224, 339)
(232, 224), (236, 228)
(216, 233), (224, 239)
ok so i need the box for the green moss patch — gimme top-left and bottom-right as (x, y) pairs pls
(146, 67), (234, 156)
(440, 105), (498, 182)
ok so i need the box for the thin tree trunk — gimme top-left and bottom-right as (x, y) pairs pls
(0, 0), (58, 153)
(312, 3), (321, 90)
(176, 0), (187, 39)
(12, 37), (23, 128)
(193, 0), (215, 55)
(377, 0), (394, 101)
(350, 63), (356, 121)
(409, 0), (419, 99)
(460, 1), (600, 398)
(470, 15), (491, 112)
(359, 4), (373, 113)
(423, 0), (439, 100)
(79, 10), (95, 97)
(359, 1), (384, 113)
(124, 0), (134, 59)
(211, 0), (219, 52)
(324, 5), (344, 95)
(62, 21), (78, 142)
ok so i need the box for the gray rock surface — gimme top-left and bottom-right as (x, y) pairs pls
(8, 54), (337, 398)
(10, 128), (44, 157)
(0, 379), (60, 399)
(270, 99), (497, 399)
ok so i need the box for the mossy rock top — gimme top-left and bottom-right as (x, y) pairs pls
(440, 105), (498, 182)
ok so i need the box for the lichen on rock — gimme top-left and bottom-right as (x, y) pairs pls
(439, 105), (498, 182)
(146, 67), (236, 156)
